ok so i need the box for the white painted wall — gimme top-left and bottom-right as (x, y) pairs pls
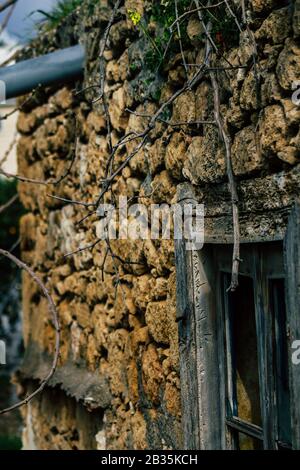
(0, 104), (18, 175)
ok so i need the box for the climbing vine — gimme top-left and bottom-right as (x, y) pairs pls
(0, 0), (261, 414)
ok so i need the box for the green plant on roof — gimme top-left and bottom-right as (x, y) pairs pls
(38, 0), (98, 30)
(128, 1), (191, 72)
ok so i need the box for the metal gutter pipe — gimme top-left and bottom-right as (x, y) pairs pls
(0, 44), (85, 100)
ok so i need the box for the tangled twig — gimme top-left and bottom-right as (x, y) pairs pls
(194, 0), (240, 290)
(0, 0), (253, 419)
(210, 70), (240, 291)
(0, 86), (41, 122)
(0, 249), (60, 415)
(174, 0), (188, 75)
(0, 133), (18, 169)
(0, 0), (17, 35)
(42, 0), (243, 295)
(0, 0), (17, 14)
(0, 193), (18, 215)
(169, 0), (227, 30)
(1, 122), (78, 185)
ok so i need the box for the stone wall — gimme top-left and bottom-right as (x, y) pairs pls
(16, 0), (299, 450)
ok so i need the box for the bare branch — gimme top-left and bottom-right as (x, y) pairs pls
(125, 108), (216, 126)
(210, 69), (240, 291)
(169, 0), (227, 31)
(47, 194), (95, 209)
(1, 122), (78, 186)
(0, 236), (21, 262)
(0, 0), (17, 14)
(224, 0), (243, 33)
(64, 238), (102, 258)
(0, 86), (41, 122)
(174, 0), (188, 75)
(0, 168), (50, 184)
(200, 13), (240, 290)
(0, 249), (60, 415)
(0, 193), (18, 215)
(0, 133), (17, 169)
(90, 61), (208, 209)
(0, 0), (17, 35)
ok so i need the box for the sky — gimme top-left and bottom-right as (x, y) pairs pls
(0, 0), (59, 43)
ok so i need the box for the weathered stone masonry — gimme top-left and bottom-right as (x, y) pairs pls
(16, 0), (299, 450)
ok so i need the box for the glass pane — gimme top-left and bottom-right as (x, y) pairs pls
(270, 279), (292, 448)
(225, 275), (262, 426)
(236, 432), (263, 450)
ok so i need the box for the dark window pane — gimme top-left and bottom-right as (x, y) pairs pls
(236, 432), (263, 450)
(270, 279), (292, 448)
(224, 275), (262, 426)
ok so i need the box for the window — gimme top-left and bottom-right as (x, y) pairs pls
(218, 244), (291, 450)
(223, 274), (263, 449)
(175, 203), (300, 450)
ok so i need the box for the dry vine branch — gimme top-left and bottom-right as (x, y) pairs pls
(44, 0), (243, 292)
(0, 146), (75, 184)
(174, 0), (188, 75)
(91, 0), (122, 104)
(73, 1), (123, 207)
(0, 0), (17, 14)
(0, 121), (78, 185)
(47, 193), (95, 208)
(0, 168), (50, 184)
(98, 0), (121, 159)
(89, 2), (214, 206)
(0, 236), (20, 262)
(156, 30), (174, 73)
(76, 0), (122, 161)
(169, 0), (227, 30)
(63, 238), (102, 258)
(241, 0), (260, 92)
(0, 0), (252, 419)
(0, 249), (60, 415)
(224, 0), (242, 33)
(240, 0), (262, 163)
(94, 64), (209, 206)
(0, 86), (41, 121)
(0, 0), (16, 34)
(0, 132), (17, 168)
(194, 0), (240, 290)
(125, 107), (216, 127)
(210, 70), (240, 291)
(0, 192), (18, 214)
(52, 3), (222, 234)
(7, 236), (20, 255)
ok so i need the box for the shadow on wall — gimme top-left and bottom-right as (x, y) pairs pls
(0, 178), (25, 450)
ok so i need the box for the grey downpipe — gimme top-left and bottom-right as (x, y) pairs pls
(0, 44), (85, 100)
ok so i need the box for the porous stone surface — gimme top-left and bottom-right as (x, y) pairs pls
(17, 0), (299, 450)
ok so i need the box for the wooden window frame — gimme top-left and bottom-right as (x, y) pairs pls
(218, 245), (291, 450)
(175, 200), (300, 450)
